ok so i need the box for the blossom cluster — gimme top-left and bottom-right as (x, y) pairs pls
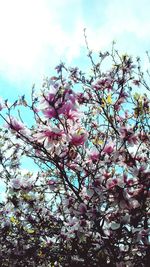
(0, 48), (149, 266)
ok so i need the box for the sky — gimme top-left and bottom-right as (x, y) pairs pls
(0, 0), (150, 201)
(0, 0), (150, 101)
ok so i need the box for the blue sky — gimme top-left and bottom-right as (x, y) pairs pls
(0, 0), (150, 101)
(0, 0), (150, 201)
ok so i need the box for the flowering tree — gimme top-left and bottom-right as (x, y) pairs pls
(0, 43), (150, 266)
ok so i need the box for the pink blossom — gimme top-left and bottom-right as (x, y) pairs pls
(103, 142), (115, 154)
(76, 92), (88, 104)
(40, 88), (79, 120)
(120, 126), (138, 145)
(11, 178), (21, 189)
(70, 129), (88, 146)
(114, 98), (125, 111)
(33, 126), (66, 154)
(47, 179), (57, 190)
(40, 93), (55, 110)
(93, 78), (112, 91)
(43, 108), (57, 118)
(78, 203), (87, 215)
(64, 90), (76, 104)
(133, 79), (140, 86)
(58, 100), (75, 115)
(34, 127), (64, 143)
(65, 110), (80, 121)
(106, 178), (118, 189)
(43, 100), (79, 120)
(6, 117), (25, 132)
(88, 148), (100, 162)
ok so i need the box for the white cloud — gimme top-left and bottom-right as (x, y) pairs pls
(0, 1), (50, 78)
(0, 0), (150, 86)
(0, 0), (84, 83)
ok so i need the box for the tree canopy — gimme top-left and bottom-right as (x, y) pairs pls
(0, 43), (149, 267)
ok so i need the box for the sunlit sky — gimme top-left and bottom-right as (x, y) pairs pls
(0, 0), (150, 200)
(0, 0), (150, 100)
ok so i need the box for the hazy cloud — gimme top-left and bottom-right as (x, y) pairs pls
(0, 0), (150, 86)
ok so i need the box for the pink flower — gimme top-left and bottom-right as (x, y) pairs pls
(6, 117), (25, 132)
(70, 128), (88, 146)
(103, 142), (115, 154)
(93, 78), (112, 91)
(34, 126), (66, 154)
(58, 101), (74, 115)
(71, 135), (86, 146)
(66, 110), (80, 121)
(120, 126), (138, 145)
(76, 92), (88, 104)
(41, 88), (79, 120)
(34, 127), (64, 142)
(87, 148), (100, 162)
(133, 79), (140, 86)
(106, 178), (118, 189)
(114, 97), (125, 111)
(90, 152), (99, 161)
(43, 108), (57, 118)
(11, 178), (21, 189)
(40, 93), (55, 110)
(78, 203), (87, 215)
(47, 179), (57, 190)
